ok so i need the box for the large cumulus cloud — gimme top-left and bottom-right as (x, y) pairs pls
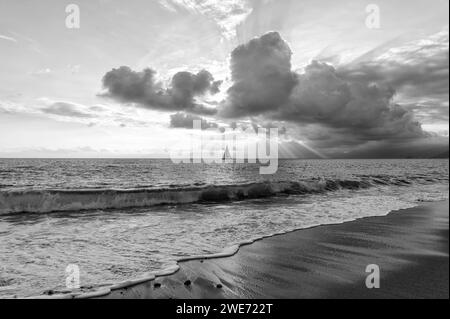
(221, 32), (298, 118)
(219, 32), (441, 150)
(102, 66), (221, 115)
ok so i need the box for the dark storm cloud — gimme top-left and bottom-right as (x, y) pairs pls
(220, 32), (298, 118)
(281, 61), (426, 141)
(101, 66), (221, 115)
(219, 32), (438, 151)
(170, 112), (218, 130)
(41, 102), (95, 118)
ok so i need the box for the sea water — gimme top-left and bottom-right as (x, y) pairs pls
(0, 159), (448, 297)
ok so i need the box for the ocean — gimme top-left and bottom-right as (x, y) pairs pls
(0, 158), (448, 297)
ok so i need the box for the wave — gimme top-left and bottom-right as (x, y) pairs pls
(0, 177), (432, 215)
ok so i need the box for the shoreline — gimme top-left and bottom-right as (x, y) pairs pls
(27, 200), (449, 299)
(101, 200), (448, 299)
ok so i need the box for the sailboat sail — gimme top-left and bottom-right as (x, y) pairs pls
(222, 146), (232, 162)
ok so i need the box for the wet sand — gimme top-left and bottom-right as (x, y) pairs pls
(100, 200), (449, 299)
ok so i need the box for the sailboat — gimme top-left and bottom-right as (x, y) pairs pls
(222, 146), (233, 163)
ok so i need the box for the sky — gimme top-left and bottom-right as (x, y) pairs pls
(0, 0), (448, 158)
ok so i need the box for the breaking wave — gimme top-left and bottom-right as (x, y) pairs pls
(0, 176), (435, 215)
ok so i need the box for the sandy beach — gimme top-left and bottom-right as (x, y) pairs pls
(98, 200), (449, 299)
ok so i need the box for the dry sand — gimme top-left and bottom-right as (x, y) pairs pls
(100, 200), (449, 299)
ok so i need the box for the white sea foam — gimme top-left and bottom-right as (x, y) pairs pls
(0, 176), (435, 215)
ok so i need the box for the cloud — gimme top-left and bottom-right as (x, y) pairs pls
(218, 32), (441, 152)
(89, 105), (109, 112)
(170, 112), (218, 129)
(0, 105), (10, 114)
(338, 27), (449, 103)
(171, 69), (222, 103)
(30, 68), (52, 77)
(68, 64), (81, 74)
(283, 61), (426, 141)
(159, 0), (252, 39)
(101, 66), (221, 115)
(0, 34), (17, 43)
(35, 98), (158, 128)
(220, 32), (298, 118)
(402, 100), (449, 124)
(41, 101), (96, 119)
